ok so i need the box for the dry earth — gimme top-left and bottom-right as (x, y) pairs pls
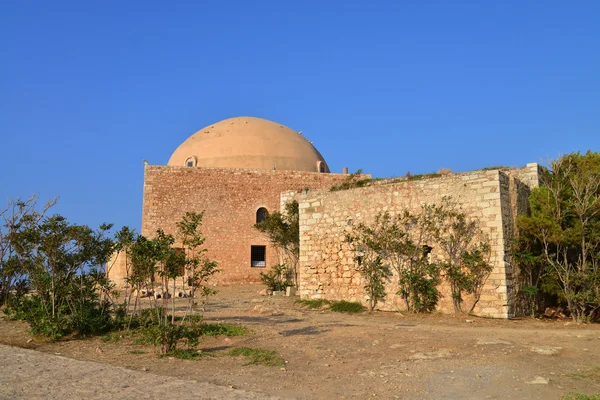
(1, 285), (600, 400)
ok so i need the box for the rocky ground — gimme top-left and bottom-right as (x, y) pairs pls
(1, 285), (599, 399)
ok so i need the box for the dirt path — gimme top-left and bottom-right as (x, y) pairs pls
(0, 344), (279, 400)
(1, 285), (600, 399)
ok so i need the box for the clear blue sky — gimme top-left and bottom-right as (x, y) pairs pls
(1, 1), (599, 232)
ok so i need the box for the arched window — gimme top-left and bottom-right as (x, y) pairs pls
(256, 207), (268, 223)
(317, 161), (326, 173)
(185, 156), (197, 167)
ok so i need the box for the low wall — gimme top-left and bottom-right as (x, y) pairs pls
(295, 164), (540, 318)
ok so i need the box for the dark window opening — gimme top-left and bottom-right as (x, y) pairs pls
(251, 245), (266, 267)
(256, 207), (268, 223)
(185, 157), (196, 167)
(318, 161), (326, 173)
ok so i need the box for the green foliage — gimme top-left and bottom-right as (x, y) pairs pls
(0, 195), (58, 306)
(160, 349), (214, 360)
(121, 211), (220, 353)
(3, 204), (117, 338)
(359, 210), (441, 313)
(562, 393), (600, 400)
(329, 300), (365, 314)
(404, 172), (442, 181)
(227, 347), (285, 367)
(515, 151), (600, 322)
(346, 224), (392, 311)
(330, 170), (372, 191)
(254, 201), (300, 286)
(397, 262), (440, 313)
(259, 264), (292, 291)
(198, 322), (250, 337)
(101, 331), (124, 343)
(140, 321), (188, 353)
(177, 211), (220, 312)
(295, 299), (364, 313)
(344, 201), (491, 314)
(431, 199), (493, 314)
(133, 314), (248, 352)
(135, 310), (201, 352)
(481, 166), (512, 171)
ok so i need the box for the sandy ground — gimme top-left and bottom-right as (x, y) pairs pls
(1, 284), (600, 400)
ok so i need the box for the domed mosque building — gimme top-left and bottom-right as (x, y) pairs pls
(110, 116), (543, 318)
(109, 117), (351, 286)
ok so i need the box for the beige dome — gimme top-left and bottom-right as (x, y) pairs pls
(168, 117), (330, 172)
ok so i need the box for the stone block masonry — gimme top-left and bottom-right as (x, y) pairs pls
(295, 164), (540, 318)
(128, 165), (352, 286)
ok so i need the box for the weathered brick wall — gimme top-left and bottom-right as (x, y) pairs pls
(119, 166), (350, 286)
(296, 164), (540, 318)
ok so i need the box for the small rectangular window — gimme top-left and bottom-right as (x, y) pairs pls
(250, 245), (266, 267)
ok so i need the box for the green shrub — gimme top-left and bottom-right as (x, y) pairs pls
(101, 331), (124, 343)
(329, 300), (365, 314)
(159, 349), (214, 360)
(5, 295), (69, 339)
(134, 319), (249, 351)
(198, 323), (249, 336)
(561, 393), (600, 400)
(227, 347), (285, 367)
(330, 170), (372, 191)
(259, 264), (292, 292)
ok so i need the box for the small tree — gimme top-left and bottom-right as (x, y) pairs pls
(516, 151), (600, 322)
(352, 210), (440, 313)
(6, 212), (116, 338)
(0, 195), (57, 305)
(381, 209), (441, 313)
(111, 226), (136, 319)
(129, 234), (157, 313)
(254, 200), (299, 286)
(431, 200), (493, 314)
(177, 212), (220, 314)
(345, 224), (391, 311)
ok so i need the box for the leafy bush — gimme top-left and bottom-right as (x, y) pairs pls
(296, 299), (364, 313)
(562, 393), (600, 400)
(198, 323), (249, 336)
(259, 264), (292, 291)
(160, 349), (214, 360)
(254, 201), (300, 287)
(1, 207), (117, 338)
(329, 300), (365, 314)
(330, 170), (372, 191)
(133, 315), (249, 352)
(515, 151), (600, 322)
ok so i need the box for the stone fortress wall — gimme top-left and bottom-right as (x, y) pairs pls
(108, 165), (352, 288)
(290, 163), (541, 318)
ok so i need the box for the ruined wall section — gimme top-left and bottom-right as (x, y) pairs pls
(297, 169), (516, 318)
(502, 163), (542, 316)
(135, 165), (348, 286)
